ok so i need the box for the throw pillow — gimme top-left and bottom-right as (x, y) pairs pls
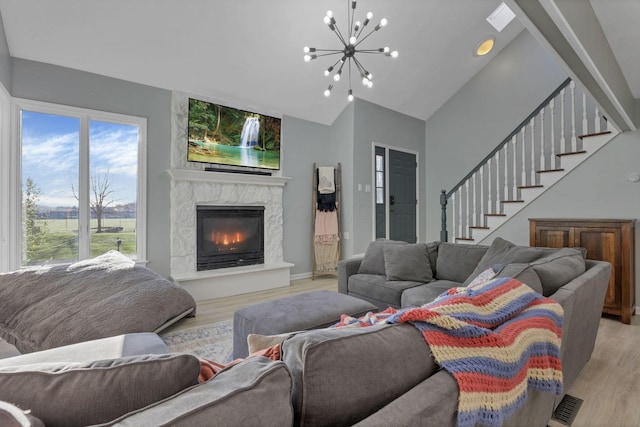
(0, 353), (200, 427)
(358, 239), (408, 275)
(463, 237), (548, 286)
(383, 243), (433, 282)
(494, 263), (544, 295)
(247, 332), (297, 354)
(0, 401), (45, 427)
(435, 243), (489, 283)
(530, 248), (586, 296)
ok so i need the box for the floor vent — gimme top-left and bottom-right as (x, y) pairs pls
(551, 394), (583, 426)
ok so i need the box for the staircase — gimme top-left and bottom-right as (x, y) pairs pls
(440, 78), (620, 243)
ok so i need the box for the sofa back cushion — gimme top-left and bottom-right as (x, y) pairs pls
(0, 353), (200, 427)
(104, 357), (293, 427)
(383, 243), (433, 282)
(358, 239), (407, 275)
(281, 324), (438, 426)
(531, 248), (587, 296)
(435, 243), (488, 283)
(462, 238), (549, 286)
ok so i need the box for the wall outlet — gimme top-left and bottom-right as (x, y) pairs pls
(364, 184), (371, 192)
(358, 184), (363, 191)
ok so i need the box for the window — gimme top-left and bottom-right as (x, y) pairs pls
(15, 99), (146, 266)
(375, 154), (385, 204)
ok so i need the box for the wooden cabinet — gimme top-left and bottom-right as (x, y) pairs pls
(529, 218), (636, 324)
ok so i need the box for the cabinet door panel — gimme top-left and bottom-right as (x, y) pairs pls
(535, 226), (573, 248)
(575, 227), (621, 310)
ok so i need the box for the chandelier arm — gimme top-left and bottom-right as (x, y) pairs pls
(355, 49), (386, 53)
(331, 21), (349, 47)
(352, 55), (370, 78)
(315, 52), (346, 58)
(354, 27), (380, 47)
(313, 48), (346, 53)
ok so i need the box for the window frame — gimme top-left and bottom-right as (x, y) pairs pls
(8, 98), (147, 268)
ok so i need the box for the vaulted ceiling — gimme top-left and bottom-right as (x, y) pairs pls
(0, 1), (636, 127)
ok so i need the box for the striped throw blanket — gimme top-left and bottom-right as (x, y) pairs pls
(335, 277), (564, 427)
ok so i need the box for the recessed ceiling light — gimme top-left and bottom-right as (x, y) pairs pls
(474, 37), (495, 56)
(487, 2), (515, 32)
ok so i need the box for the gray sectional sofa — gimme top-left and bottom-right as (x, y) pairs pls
(0, 239), (612, 426)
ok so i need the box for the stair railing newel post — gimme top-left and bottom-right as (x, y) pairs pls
(521, 127), (527, 190)
(503, 143), (509, 207)
(582, 92), (588, 137)
(440, 189), (448, 242)
(510, 135), (517, 208)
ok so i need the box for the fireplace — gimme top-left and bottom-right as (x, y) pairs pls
(196, 206), (265, 271)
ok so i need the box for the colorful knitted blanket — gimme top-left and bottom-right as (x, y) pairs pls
(335, 277), (564, 427)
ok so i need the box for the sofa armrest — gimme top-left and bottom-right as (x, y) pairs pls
(549, 260), (611, 391)
(337, 258), (363, 294)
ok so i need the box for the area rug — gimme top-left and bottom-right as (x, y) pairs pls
(161, 319), (233, 362)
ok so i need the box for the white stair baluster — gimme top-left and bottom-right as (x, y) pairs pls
(457, 187), (463, 239)
(582, 92), (588, 137)
(487, 155), (493, 215)
(521, 127), (527, 188)
(504, 142), (509, 204)
(479, 166), (485, 226)
(550, 98), (556, 168)
(570, 80), (577, 152)
(530, 117), (536, 185)
(511, 135), (517, 204)
(560, 87), (566, 153)
(539, 109), (545, 172)
(595, 106), (601, 133)
(465, 180), (470, 237)
(451, 191), (457, 241)
(471, 172), (477, 228)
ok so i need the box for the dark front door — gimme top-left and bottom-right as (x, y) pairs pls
(388, 149), (417, 243)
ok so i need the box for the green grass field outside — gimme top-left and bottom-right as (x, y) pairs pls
(27, 218), (136, 264)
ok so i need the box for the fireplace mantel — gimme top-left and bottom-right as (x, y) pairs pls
(167, 168), (290, 187)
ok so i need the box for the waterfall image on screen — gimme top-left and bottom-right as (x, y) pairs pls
(187, 98), (281, 170)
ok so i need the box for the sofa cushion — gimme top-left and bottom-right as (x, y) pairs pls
(0, 353), (200, 427)
(281, 324), (438, 426)
(383, 243), (433, 282)
(435, 243), (488, 283)
(358, 239), (408, 275)
(530, 248), (587, 296)
(348, 274), (424, 309)
(103, 357), (293, 427)
(494, 263), (544, 295)
(400, 280), (462, 308)
(463, 238), (548, 286)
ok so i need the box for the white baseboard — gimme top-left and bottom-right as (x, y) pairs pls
(290, 272), (312, 281)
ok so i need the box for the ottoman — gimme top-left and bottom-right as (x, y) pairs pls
(233, 290), (377, 358)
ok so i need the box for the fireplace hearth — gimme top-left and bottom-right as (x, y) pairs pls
(196, 206), (265, 271)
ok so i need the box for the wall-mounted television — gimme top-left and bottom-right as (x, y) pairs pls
(187, 98), (281, 171)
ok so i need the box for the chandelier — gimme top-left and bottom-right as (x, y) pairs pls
(303, 1), (398, 101)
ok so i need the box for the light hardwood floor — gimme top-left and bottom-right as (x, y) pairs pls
(166, 276), (640, 427)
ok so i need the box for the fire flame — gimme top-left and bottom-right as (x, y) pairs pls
(211, 231), (243, 246)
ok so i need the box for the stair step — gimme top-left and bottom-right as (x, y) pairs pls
(537, 168), (565, 173)
(557, 150), (587, 157)
(578, 130), (611, 139)
(485, 213), (506, 217)
(469, 226), (490, 230)
(518, 185), (544, 189)
(501, 200), (524, 204)
(455, 237), (475, 241)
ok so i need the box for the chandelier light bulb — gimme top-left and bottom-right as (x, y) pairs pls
(333, 71), (341, 82)
(367, 80), (373, 88)
(380, 18), (387, 27)
(362, 76), (369, 85)
(354, 21), (361, 32)
(324, 15), (331, 25)
(326, 10), (333, 18)
(348, 90), (354, 102)
(366, 12), (373, 20)
(304, 46), (309, 53)
(304, 55), (311, 63)
(324, 84), (333, 97)
(349, 36), (357, 45)
(324, 65), (334, 77)
(391, 50), (399, 59)
(384, 47), (390, 53)
(366, 71), (373, 80)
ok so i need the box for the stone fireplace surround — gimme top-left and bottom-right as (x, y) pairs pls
(168, 92), (292, 301)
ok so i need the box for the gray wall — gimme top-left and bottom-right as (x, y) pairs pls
(281, 115), (331, 276)
(11, 59), (173, 277)
(479, 130), (640, 302)
(353, 98), (426, 254)
(425, 30), (567, 240)
(0, 12), (11, 91)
